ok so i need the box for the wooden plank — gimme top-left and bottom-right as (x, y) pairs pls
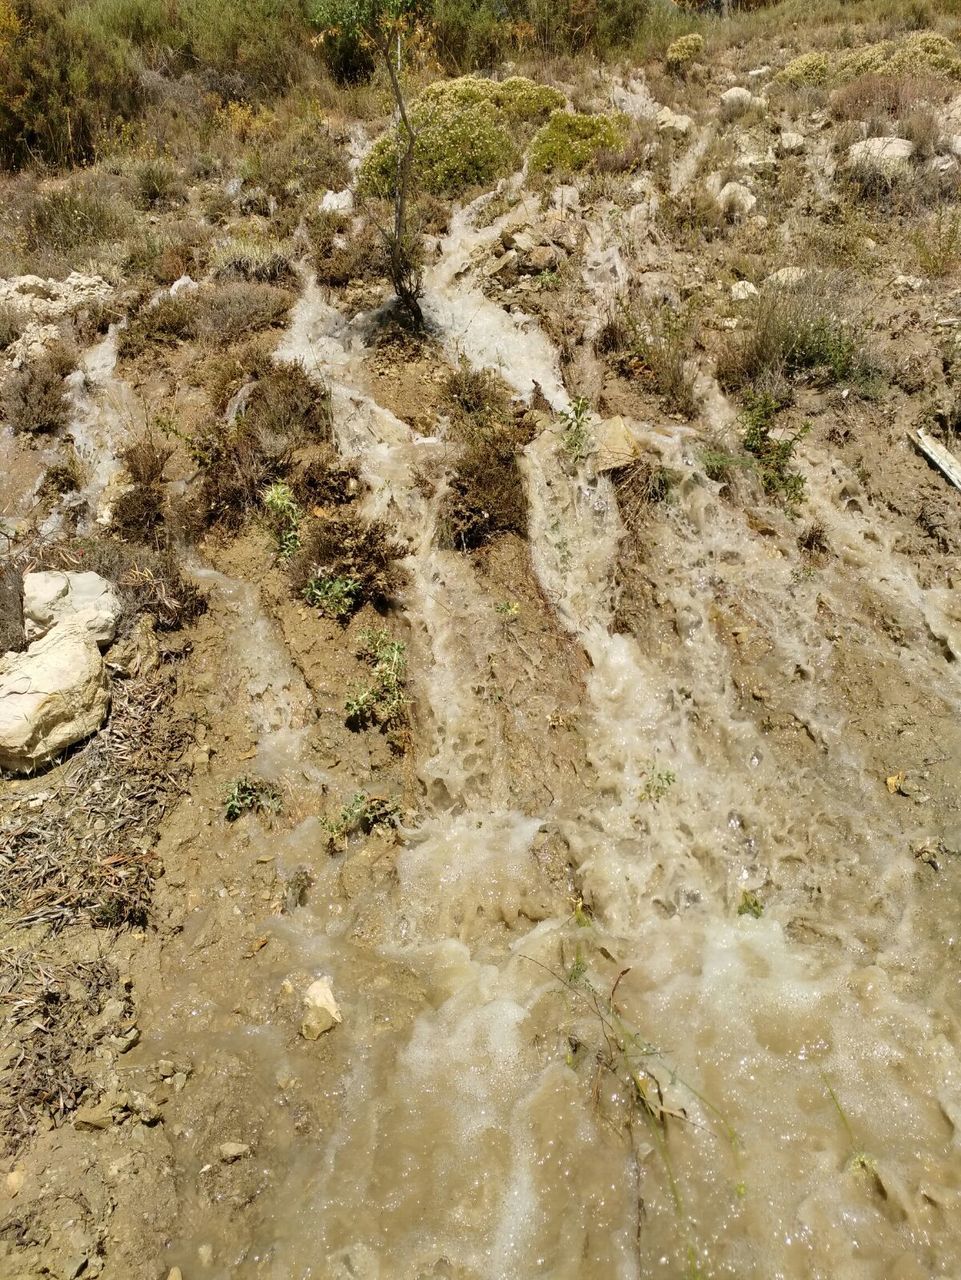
(914, 428), (961, 494)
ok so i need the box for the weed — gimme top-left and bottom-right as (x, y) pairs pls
(666, 32), (703, 75)
(224, 776), (282, 822)
(599, 300), (699, 417)
(559, 396), (593, 461)
(1, 343), (76, 436)
(495, 599), (520, 623)
(441, 433), (528, 550)
(321, 790), (399, 851)
(639, 763), (676, 806)
(613, 458), (676, 528)
(345, 628), (408, 728)
(443, 356), (509, 423)
(262, 482), (302, 559)
(798, 521), (829, 554)
(303, 572), (361, 618)
(742, 394), (809, 507)
(737, 890), (764, 918)
(23, 186), (123, 254)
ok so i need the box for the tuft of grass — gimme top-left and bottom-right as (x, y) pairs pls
(613, 458), (677, 528)
(224, 776), (282, 822)
(23, 186), (124, 254)
(211, 234), (296, 283)
(132, 157), (183, 210)
(716, 277), (872, 397)
(737, 890), (764, 918)
(307, 210), (384, 289)
(913, 206), (961, 277)
(345, 628), (408, 729)
(0, 303), (25, 352)
(321, 790), (400, 851)
(599, 300), (699, 417)
(1, 343), (76, 436)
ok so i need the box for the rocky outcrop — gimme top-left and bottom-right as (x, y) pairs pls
(0, 623), (110, 773)
(23, 571), (123, 649)
(846, 136), (914, 178)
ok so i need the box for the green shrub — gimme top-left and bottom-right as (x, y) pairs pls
(778, 31), (961, 89)
(666, 32), (703, 73)
(0, 0), (142, 167)
(741, 394), (808, 507)
(360, 74), (562, 199)
(528, 110), (628, 176)
(291, 512), (403, 619)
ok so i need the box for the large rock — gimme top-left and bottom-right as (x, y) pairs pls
(594, 416), (643, 472)
(23, 571), (122, 649)
(846, 137), (914, 178)
(0, 623), (110, 772)
(720, 87), (757, 119)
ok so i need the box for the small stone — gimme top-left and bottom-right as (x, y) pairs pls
(779, 131), (805, 154)
(522, 244), (560, 274)
(110, 1026), (140, 1054)
(717, 181), (756, 220)
(167, 1269), (184, 1280)
(731, 281), (758, 302)
(656, 105), (692, 136)
(74, 1101), (115, 1131)
(765, 266), (807, 289)
(5, 1169), (25, 1196)
(219, 1141), (251, 1163)
(157, 1059), (175, 1079)
(720, 87), (755, 119)
(301, 976), (342, 1041)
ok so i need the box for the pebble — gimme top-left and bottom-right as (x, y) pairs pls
(5, 1168), (24, 1196)
(219, 1141), (251, 1163)
(301, 976), (342, 1040)
(167, 1269), (183, 1280)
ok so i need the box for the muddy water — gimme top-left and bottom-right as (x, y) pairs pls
(147, 200), (961, 1279)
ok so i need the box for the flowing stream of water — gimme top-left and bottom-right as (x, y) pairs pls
(169, 192), (961, 1278)
(80, 187), (961, 1277)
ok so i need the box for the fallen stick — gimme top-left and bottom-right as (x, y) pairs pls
(914, 428), (961, 494)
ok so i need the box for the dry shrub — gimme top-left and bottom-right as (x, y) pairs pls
(612, 458), (676, 529)
(440, 435), (528, 550)
(119, 283), (293, 357)
(307, 210), (384, 288)
(290, 512), (403, 616)
(443, 356), (511, 422)
(0, 302), (25, 351)
(245, 361), (332, 443)
(829, 71), (948, 122)
(1, 343), (76, 435)
(291, 446), (361, 509)
(112, 433), (174, 545)
(39, 538), (206, 632)
(598, 299), (699, 418)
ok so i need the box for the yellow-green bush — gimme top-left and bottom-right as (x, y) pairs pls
(360, 75), (563, 199)
(527, 110), (628, 176)
(666, 32), (703, 72)
(778, 31), (961, 89)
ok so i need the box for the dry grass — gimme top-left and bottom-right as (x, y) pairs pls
(0, 666), (192, 929)
(612, 458), (677, 529)
(597, 298), (699, 418)
(307, 210), (385, 289)
(118, 283), (294, 358)
(0, 949), (131, 1152)
(1, 343), (77, 436)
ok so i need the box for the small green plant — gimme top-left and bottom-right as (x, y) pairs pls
(913, 207), (961, 278)
(495, 599), (520, 623)
(303, 573), (362, 618)
(345, 629), (408, 728)
(639, 763), (676, 806)
(737, 890), (764, 918)
(741, 395), (809, 507)
(559, 396), (593, 461)
(224, 776), (283, 822)
(322, 790), (400, 850)
(262, 482), (302, 559)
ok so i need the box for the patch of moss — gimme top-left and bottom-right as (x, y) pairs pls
(527, 110), (629, 176)
(360, 74), (563, 199)
(778, 31), (961, 88)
